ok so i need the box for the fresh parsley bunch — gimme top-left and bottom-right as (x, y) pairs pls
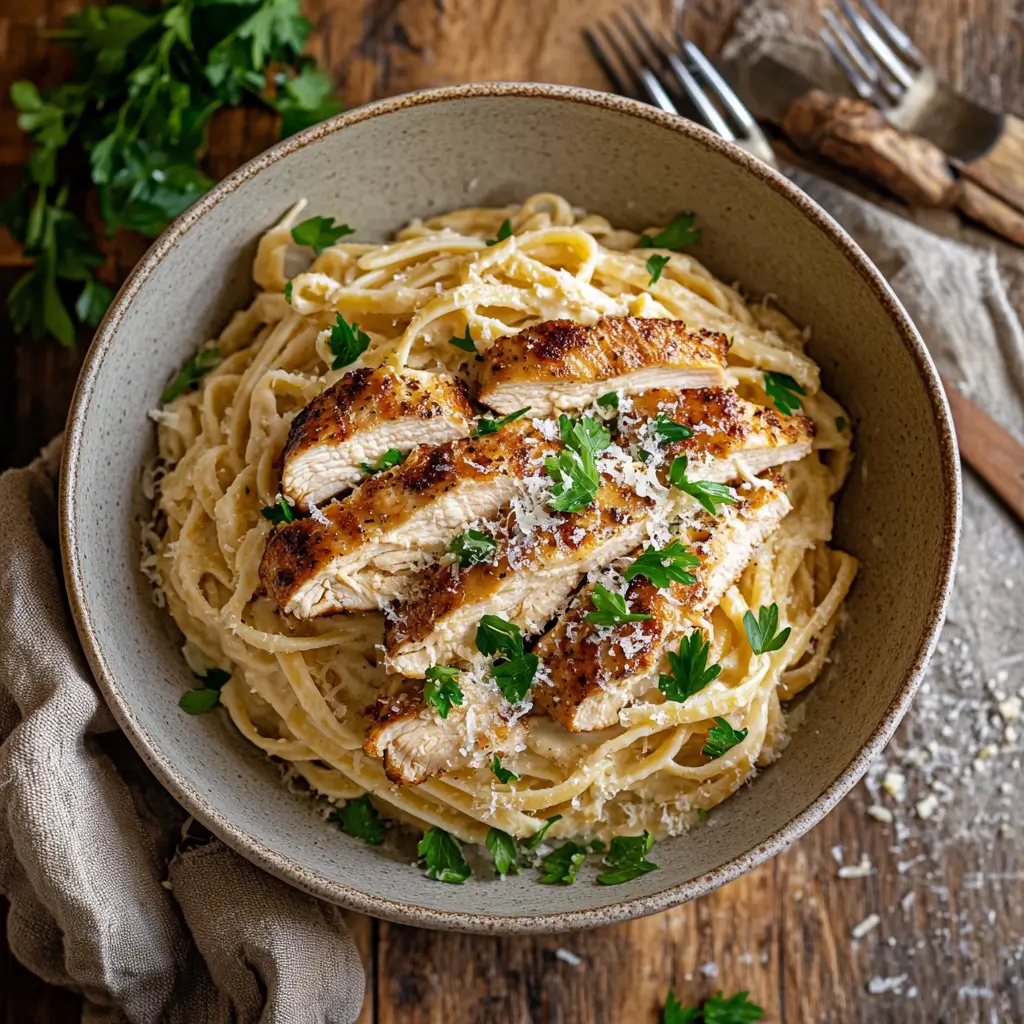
(3, 0), (341, 347)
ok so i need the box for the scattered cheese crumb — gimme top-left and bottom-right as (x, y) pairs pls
(555, 948), (582, 967)
(838, 854), (874, 879)
(852, 913), (881, 939)
(867, 974), (908, 995)
(867, 805), (894, 823)
(915, 794), (939, 820)
(882, 770), (907, 802)
(998, 696), (1021, 722)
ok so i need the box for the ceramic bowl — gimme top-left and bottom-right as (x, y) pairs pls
(60, 83), (960, 932)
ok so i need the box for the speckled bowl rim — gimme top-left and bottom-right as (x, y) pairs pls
(59, 82), (961, 934)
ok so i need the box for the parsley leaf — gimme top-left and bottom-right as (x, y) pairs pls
(743, 602), (791, 656)
(291, 215), (355, 254)
(625, 540), (700, 588)
(423, 666), (463, 719)
(701, 991), (764, 1024)
(525, 814), (563, 850)
(659, 631), (721, 702)
(417, 827), (471, 884)
(763, 371), (805, 416)
(161, 347), (221, 403)
(486, 218), (513, 245)
(260, 496), (295, 525)
(538, 841), (588, 884)
(669, 455), (738, 515)
(654, 414), (693, 443)
(596, 831), (659, 885)
(475, 615), (538, 703)
(327, 313), (370, 369)
(638, 212), (700, 251)
(448, 529), (497, 567)
(449, 326), (477, 353)
(491, 754), (520, 784)
(702, 717), (749, 760)
(646, 253), (670, 286)
(596, 391), (620, 410)
(697, 807), (709, 823)
(486, 827), (519, 875)
(360, 448), (406, 476)
(474, 406), (530, 437)
(545, 414), (611, 512)
(284, 280), (293, 304)
(663, 989), (700, 1024)
(179, 667), (231, 715)
(585, 584), (653, 627)
(328, 794), (383, 845)
(835, 415), (847, 432)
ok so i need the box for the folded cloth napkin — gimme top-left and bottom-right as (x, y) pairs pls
(2, 136), (1023, 1024)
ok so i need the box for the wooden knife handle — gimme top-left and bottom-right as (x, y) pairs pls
(941, 376), (1024, 524)
(960, 113), (1024, 216)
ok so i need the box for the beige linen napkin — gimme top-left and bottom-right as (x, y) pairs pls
(0, 439), (365, 1024)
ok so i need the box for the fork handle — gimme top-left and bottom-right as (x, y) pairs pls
(960, 114), (1024, 216)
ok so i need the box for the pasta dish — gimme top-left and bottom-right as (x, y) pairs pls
(144, 192), (856, 871)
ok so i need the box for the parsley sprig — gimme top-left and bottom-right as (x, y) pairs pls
(743, 602), (791, 656)
(596, 831), (659, 885)
(585, 584), (653, 627)
(491, 755), (520, 784)
(328, 794), (383, 845)
(326, 313), (370, 369)
(423, 666), (463, 720)
(476, 615), (538, 704)
(418, 827), (471, 884)
(179, 667), (230, 714)
(474, 407), (531, 437)
(4, 0), (340, 346)
(291, 215), (354, 255)
(260, 496), (295, 525)
(525, 814), (562, 850)
(485, 218), (513, 246)
(638, 212), (701, 251)
(763, 371), (805, 415)
(449, 326), (477, 353)
(663, 989), (763, 1024)
(486, 828), (519, 875)
(659, 631), (721, 702)
(538, 841), (588, 884)
(545, 414), (611, 512)
(702, 717), (748, 759)
(360, 448), (406, 477)
(646, 253), (670, 286)
(161, 346), (221, 404)
(669, 455), (738, 516)
(654, 414), (693, 443)
(625, 540), (701, 589)
(448, 529), (497, 567)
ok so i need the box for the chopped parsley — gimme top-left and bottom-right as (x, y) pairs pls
(638, 212), (700, 251)
(545, 414), (611, 512)
(659, 630), (721, 702)
(491, 754), (520, 784)
(625, 540), (700, 588)
(178, 667), (230, 715)
(417, 827), (471, 884)
(596, 391), (620, 410)
(448, 529), (497, 567)
(663, 989), (764, 1023)
(485, 218), (513, 246)
(646, 253), (670, 286)
(260, 496), (295, 525)
(283, 280), (293, 304)
(589, 837), (606, 852)
(486, 827), (519, 876)
(697, 807), (710, 823)
(474, 406), (531, 437)
(654, 414), (693, 443)
(538, 841), (588, 884)
(360, 447), (406, 476)
(525, 814), (563, 850)
(703, 717), (749, 759)
(328, 794), (383, 845)
(291, 215), (355, 255)
(475, 615), (538, 704)
(585, 584), (653, 627)
(161, 346), (221, 404)
(596, 831), (659, 885)
(326, 313), (370, 369)
(743, 602), (791, 656)
(763, 371), (805, 416)
(669, 455), (738, 515)
(423, 666), (463, 719)
(449, 326), (477, 353)
(835, 415), (847, 432)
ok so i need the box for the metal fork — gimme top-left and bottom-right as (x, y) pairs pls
(583, 9), (777, 169)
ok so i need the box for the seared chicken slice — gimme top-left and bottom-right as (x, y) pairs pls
(365, 673), (522, 785)
(385, 479), (654, 677)
(532, 476), (791, 732)
(478, 317), (729, 416)
(282, 367), (473, 510)
(260, 425), (559, 616)
(621, 387), (815, 482)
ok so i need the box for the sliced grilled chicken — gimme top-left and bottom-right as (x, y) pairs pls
(385, 479), (653, 677)
(532, 476), (791, 732)
(365, 673), (521, 785)
(478, 317), (729, 416)
(281, 367), (473, 510)
(260, 425), (558, 616)
(621, 387), (815, 482)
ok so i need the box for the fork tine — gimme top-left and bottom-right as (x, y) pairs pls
(836, 0), (914, 91)
(824, 8), (902, 105)
(859, 0), (925, 69)
(676, 33), (758, 133)
(607, 12), (681, 115)
(583, 26), (632, 97)
(820, 24), (877, 102)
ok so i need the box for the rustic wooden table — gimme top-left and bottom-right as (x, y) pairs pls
(2, 1), (1022, 1021)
